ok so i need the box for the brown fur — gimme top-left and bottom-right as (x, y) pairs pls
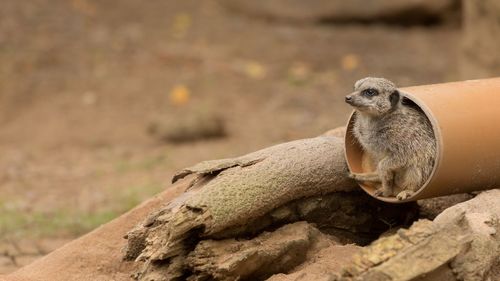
(346, 77), (436, 200)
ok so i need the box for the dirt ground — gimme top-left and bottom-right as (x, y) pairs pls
(0, 0), (460, 274)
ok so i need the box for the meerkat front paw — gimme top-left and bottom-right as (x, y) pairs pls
(396, 190), (414, 200)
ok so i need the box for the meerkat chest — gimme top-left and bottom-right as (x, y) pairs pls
(354, 116), (394, 156)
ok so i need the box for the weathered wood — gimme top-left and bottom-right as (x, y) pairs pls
(125, 135), (360, 280)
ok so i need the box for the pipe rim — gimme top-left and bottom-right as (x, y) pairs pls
(344, 91), (443, 203)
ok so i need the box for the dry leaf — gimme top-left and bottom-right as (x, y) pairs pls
(169, 85), (191, 106)
(341, 54), (360, 71)
(244, 61), (267, 79)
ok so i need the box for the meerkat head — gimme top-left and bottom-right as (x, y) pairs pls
(345, 77), (400, 117)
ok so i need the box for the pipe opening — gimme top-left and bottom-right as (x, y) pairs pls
(345, 93), (440, 203)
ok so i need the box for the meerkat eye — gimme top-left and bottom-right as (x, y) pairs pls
(362, 89), (379, 97)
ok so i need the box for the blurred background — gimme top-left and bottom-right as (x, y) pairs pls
(0, 0), (498, 274)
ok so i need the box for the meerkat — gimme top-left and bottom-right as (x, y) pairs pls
(345, 77), (436, 200)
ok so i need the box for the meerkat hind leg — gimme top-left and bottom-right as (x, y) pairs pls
(373, 185), (393, 197)
(378, 169), (395, 197)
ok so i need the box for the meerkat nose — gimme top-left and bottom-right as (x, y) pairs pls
(345, 96), (353, 103)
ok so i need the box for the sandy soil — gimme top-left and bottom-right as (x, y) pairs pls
(0, 0), (459, 274)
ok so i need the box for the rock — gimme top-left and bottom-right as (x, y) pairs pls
(417, 193), (474, 219)
(219, 0), (458, 24)
(337, 189), (500, 281)
(147, 111), (226, 143)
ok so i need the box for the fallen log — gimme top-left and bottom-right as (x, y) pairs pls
(124, 134), (419, 280)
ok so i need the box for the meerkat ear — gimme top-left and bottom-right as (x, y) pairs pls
(390, 90), (400, 107)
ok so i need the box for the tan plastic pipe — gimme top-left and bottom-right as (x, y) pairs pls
(345, 78), (500, 203)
